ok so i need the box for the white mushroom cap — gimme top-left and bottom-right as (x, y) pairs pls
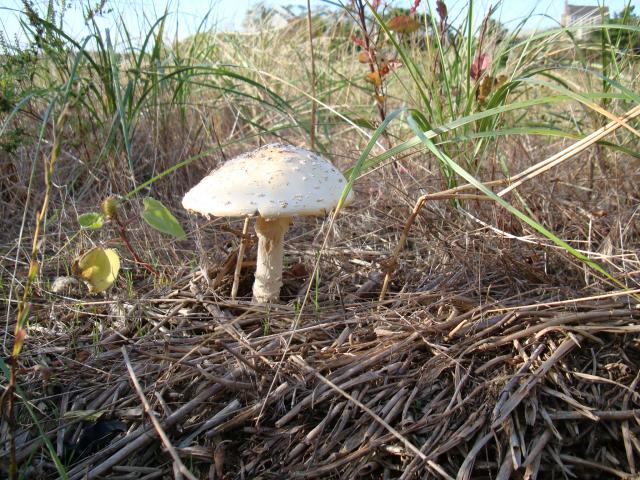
(182, 144), (354, 218)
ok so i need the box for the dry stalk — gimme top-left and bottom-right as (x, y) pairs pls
(0, 103), (71, 480)
(231, 217), (250, 299)
(499, 103), (640, 196)
(122, 347), (198, 480)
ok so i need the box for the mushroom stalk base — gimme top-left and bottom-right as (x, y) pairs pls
(253, 216), (291, 303)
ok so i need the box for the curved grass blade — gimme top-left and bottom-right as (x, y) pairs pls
(0, 357), (68, 478)
(337, 108), (406, 210)
(345, 94), (570, 177)
(406, 114), (628, 290)
(345, 86), (635, 178)
(104, 31), (134, 175)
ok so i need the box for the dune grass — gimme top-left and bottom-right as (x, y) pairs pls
(1, 0), (639, 478)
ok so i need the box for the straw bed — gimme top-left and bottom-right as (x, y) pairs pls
(4, 245), (639, 478)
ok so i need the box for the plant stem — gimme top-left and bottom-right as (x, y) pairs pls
(306, 0), (317, 149)
(0, 103), (70, 480)
(354, 0), (386, 122)
(112, 211), (159, 276)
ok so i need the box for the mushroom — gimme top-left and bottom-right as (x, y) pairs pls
(182, 143), (354, 303)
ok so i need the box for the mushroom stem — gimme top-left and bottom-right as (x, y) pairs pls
(253, 216), (292, 303)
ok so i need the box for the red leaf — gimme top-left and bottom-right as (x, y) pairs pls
(470, 53), (491, 80)
(13, 327), (27, 357)
(409, 0), (421, 15)
(436, 0), (447, 19)
(351, 35), (367, 49)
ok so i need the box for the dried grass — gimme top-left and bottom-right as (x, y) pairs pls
(1, 140), (639, 478)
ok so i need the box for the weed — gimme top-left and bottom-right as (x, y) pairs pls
(262, 306), (271, 336)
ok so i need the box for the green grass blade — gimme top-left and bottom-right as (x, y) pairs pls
(406, 113), (627, 290)
(345, 94), (571, 176)
(338, 108), (405, 209)
(0, 357), (68, 479)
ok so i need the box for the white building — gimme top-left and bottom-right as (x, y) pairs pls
(560, 2), (610, 39)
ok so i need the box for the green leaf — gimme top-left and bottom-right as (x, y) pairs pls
(78, 212), (105, 230)
(142, 197), (186, 239)
(352, 117), (376, 130)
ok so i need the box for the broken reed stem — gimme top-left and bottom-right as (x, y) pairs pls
(378, 193), (489, 301)
(231, 217), (250, 300)
(122, 347), (198, 480)
(378, 195), (426, 301)
(289, 355), (456, 480)
(499, 103), (640, 196)
(378, 104), (640, 301)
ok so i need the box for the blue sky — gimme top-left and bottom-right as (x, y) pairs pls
(0, 0), (635, 44)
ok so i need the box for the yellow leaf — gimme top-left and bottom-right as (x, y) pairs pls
(73, 247), (120, 293)
(366, 71), (382, 87)
(478, 75), (494, 102)
(357, 51), (369, 63)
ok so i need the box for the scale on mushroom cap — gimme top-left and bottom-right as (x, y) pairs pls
(182, 143), (354, 303)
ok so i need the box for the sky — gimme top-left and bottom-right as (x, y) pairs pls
(0, 0), (636, 45)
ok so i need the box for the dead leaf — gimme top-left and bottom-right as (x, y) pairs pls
(387, 15), (421, 34)
(366, 71), (382, 87)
